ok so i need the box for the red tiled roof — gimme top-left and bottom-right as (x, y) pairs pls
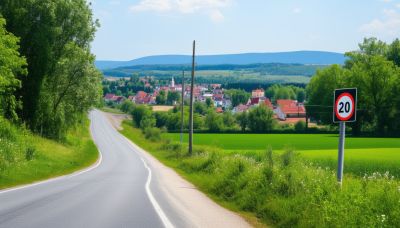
(277, 99), (306, 114)
(104, 93), (115, 99)
(264, 98), (273, 109)
(136, 91), (147, 99)
(216, 107), (223, 113)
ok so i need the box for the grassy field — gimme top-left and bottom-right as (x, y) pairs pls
(0, 117), (99, 189)
(165, 133), (400, 150)
(120, 121), (400, 227)
(166, 133), (400, 177)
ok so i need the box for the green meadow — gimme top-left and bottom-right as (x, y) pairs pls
(165, 133), (400, 150)
(166, 133), (400, 177)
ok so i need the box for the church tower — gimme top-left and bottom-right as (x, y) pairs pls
(171, 77), (175, 87)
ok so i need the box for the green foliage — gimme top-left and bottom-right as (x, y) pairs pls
(120, 100), (135, 113)
(226, 89), (250, 107)
(0, 17), (27, 120)
(247, 104), (276, 132)
(144, 127), (161, 142)
(265, 84), (304, 102)
(222, 111), (236, 128)
(235, 111), (248, 132)
(131, 105), (152, 127)
(156, 90), (167, 104)
(0, 0), (101, 139)
(308, 37), (400, 135)
(140, 116), (156, 130)
(167, 91), (180, 105)
(205, 97), (214, 108)
(205, 110), (225, 132)
(194, 102), (207, 115)
(154, 111), (169, 128)
(306, 64), (347, 124)
(294, 121), (306, 132)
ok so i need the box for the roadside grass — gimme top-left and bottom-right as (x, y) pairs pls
(167, 133), (400, 178)
(120, 120), (400, 227)
(100, 106), (125, 114)
(0, 116), (99, 189)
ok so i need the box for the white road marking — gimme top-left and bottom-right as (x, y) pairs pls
(141, 157), (175, 228)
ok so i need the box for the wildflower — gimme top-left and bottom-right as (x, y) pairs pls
(381, 214), (386, 223)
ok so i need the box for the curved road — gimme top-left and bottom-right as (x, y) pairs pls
(0, 110), (250, 228)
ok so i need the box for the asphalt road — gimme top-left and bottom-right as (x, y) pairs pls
(0, 110), (250, 228)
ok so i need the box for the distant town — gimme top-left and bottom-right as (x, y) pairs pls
(103, 76), (307, 125)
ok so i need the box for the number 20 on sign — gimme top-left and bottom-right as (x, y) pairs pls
(333, 88), (357, 186)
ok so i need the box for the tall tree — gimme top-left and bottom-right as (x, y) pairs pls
(0, 17), (27, 120)
(227, 89), (250, 107)
(247, 104), (276, 132)
(306, 65), (347, 125)
(0, 0), (101, 138)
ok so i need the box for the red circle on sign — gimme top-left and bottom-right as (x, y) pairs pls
(335, 92), (355, 121)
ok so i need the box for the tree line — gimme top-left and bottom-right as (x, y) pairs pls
(0, 0), (102, 139)
(118, 100), (308, 134)
(306, 38), (400, 135)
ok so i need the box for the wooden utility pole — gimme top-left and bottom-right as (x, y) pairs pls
(180, 71), (185, 144)
(188, 40), (196, 155)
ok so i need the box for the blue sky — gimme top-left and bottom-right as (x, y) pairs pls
(90, 0), (400, 60)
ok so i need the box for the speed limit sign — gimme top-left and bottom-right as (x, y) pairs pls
(333, 88), (357, 123)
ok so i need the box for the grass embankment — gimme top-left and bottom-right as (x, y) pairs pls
(0, 116), (98, 189)
(121, 121), (400, 227)
(166, 133), (400, 177)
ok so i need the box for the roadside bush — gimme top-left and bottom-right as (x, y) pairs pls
(140, 116), (156, 131)
(247, 104), (276, 132)
(120, 100), (135, 113)
(25, 147), (35, 161)
(294, 121), (306, 132)
(143, 127), (161, 142)
(131, 105), (152, 127)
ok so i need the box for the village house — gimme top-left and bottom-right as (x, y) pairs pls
(233, 104), (250, 113)
(104, 93), (125, 104)
(275, 99), (306, 121)
(251, 89), (265, 98)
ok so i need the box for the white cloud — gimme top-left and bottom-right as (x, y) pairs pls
(209, 9), (224, 22)
(130, 0), (232, 22)
(292, 7), (302, 14)
(130, 0), (173, 12)
(359, 9), (400, 38)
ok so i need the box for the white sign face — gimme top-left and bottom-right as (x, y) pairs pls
(335, 92), (355, 121)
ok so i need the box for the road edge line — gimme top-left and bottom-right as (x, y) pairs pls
(140, 157), (175, 228)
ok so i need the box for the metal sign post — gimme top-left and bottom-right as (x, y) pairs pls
(333, 88), (357, 186)
(337, 121), (345, 185)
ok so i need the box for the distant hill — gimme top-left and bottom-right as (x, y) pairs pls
(95, 51), (345, 70)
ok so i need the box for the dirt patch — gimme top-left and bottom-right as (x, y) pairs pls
(152, 105), (174, 112)
(103, 112), (130, 130)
